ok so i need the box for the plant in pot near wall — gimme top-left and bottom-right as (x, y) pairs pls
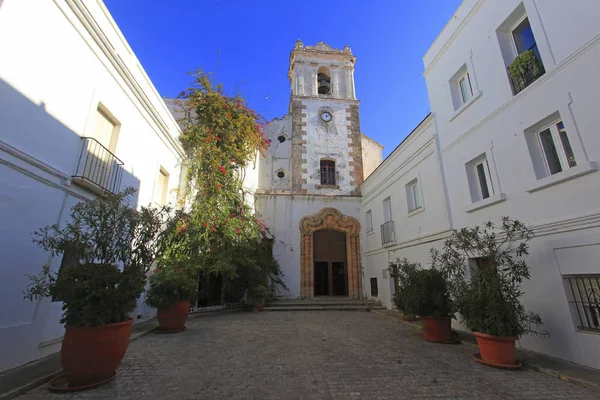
(145, 210), (198, 332)
(23, 188), (168, 390)
(432, 217), (546, 368)
(145, 262), (197, 332)
(389, 259), (454, 343)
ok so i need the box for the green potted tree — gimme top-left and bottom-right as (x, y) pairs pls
(432, 217), (545, 368)
(145, 262), (197, 332)
(389, 259), (454, 342)
(388, 259), (420, 321)
(23, 188), (167, 390)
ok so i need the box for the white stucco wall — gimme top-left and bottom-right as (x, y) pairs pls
(255, 195), (361, 299)
(422, 0), (600, 369)
(360, 115), (452, 308)
(0, 0), (183, 372)
(257, 116), (292, 193)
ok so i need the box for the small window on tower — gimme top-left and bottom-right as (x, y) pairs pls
(320, 160), (336, 186)
(318, 68), (331, 95)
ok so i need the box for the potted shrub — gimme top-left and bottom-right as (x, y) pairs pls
(145, 262), (197, 332)
(389, 259), (454, 342)
(388, 259), (420, 321)
(23, 188), (167, 390)
(247, 284), (267, 310)
(418, 266), (454, 343)
(432, 217), (545, 368)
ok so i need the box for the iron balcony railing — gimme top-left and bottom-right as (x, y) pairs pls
(72, 137), (124, 194)
(380, 221), (395, 245)
(565, 275), (600, 332)
(508, 44), (545, 95)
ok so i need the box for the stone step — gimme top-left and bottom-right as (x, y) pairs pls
(263, 299), (385, 311)
(267, 301), (382, 307)
(263, 305), (385, 311)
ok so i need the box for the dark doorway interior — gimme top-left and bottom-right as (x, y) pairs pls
(332, 262), (347, 296)
(314, 262), (329, 296)
(313, 230), (347, 296)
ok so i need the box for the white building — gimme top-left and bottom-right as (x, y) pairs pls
(362, 0), (600, 370)
(0, 0), (184, 372)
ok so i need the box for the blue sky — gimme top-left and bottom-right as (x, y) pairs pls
(104, 0), (462, 157)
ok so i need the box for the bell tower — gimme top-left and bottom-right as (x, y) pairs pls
(288, 40), (363, 196)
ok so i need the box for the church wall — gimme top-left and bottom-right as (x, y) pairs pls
(255, 194), (361, 298)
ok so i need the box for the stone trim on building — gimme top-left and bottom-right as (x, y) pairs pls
(291, 100), (308, 194)
(346, 104), (364, 194)
(299, 208), (362, 298)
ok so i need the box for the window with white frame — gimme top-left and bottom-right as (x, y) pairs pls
(155, 167), (169, 205)
(365, 210), (373, 232)
(450, 64), (474, 110)
(458, 71), (473, 105)
(525, 114), (577, 180)
(405, 178), (422, 212)
(496, 5), (545, 95)
(536, 120), (576, 176)
(466, 154), (494, 203)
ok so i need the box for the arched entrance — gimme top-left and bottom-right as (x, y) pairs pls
(299, 208), (362, 298)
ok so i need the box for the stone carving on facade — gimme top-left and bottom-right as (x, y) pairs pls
(299, 208), (362, 298)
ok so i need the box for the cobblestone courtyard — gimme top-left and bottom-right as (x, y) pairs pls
(19, 311), (599, 400)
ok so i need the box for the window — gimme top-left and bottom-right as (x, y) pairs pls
(458, 72), (473, 104)
(382, 197), (392, 223)
(564, 275), (600, 332)
(155, 167), (169, 205)
(537, 120), (576, 176)
(512, 17), (537, 56)
(406, 179), (422, 212)
(468, 257), (492, 280)
(320, 160), (335, 185)
(381, 197), (394, 245)
(365, 210), (373, 232)
(450, 65), (476, 110)
(74, 106), (123, 194)
(466, 154), (494, 203)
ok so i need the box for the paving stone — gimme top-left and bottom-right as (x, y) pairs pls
(17, 312), (600, 399)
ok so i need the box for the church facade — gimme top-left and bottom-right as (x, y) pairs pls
(252, 41), (382, 299)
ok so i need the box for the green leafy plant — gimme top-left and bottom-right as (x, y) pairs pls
(508, 50), (543, 89)
(171, 70), (286, 300)
(430, 217), (545, 338)
(388, 258), (452, 319)
(389, 259), (418, 318)
(23, 188), (169, 327)
(145, 262), (197, 310)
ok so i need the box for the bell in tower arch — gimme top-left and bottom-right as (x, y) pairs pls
(317, 72), (331, 95)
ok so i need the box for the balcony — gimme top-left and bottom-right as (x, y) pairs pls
(508, 44), (545, 95)
(380, 221), (395, 245)
(72, 137), (124, 194)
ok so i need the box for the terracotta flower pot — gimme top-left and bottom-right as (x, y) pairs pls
(61, 319), (132, 387)
(421, 316), (453, 343)
(157, 299), (190, 331)
(474, 331), (517, 366)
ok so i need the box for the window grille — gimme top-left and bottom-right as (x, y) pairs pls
(565, 275), (600, 332)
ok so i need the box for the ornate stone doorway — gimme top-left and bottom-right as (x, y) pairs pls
(299, 208), (362, 298)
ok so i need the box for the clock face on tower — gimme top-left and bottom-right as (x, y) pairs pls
(320, 111), (332, 122)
